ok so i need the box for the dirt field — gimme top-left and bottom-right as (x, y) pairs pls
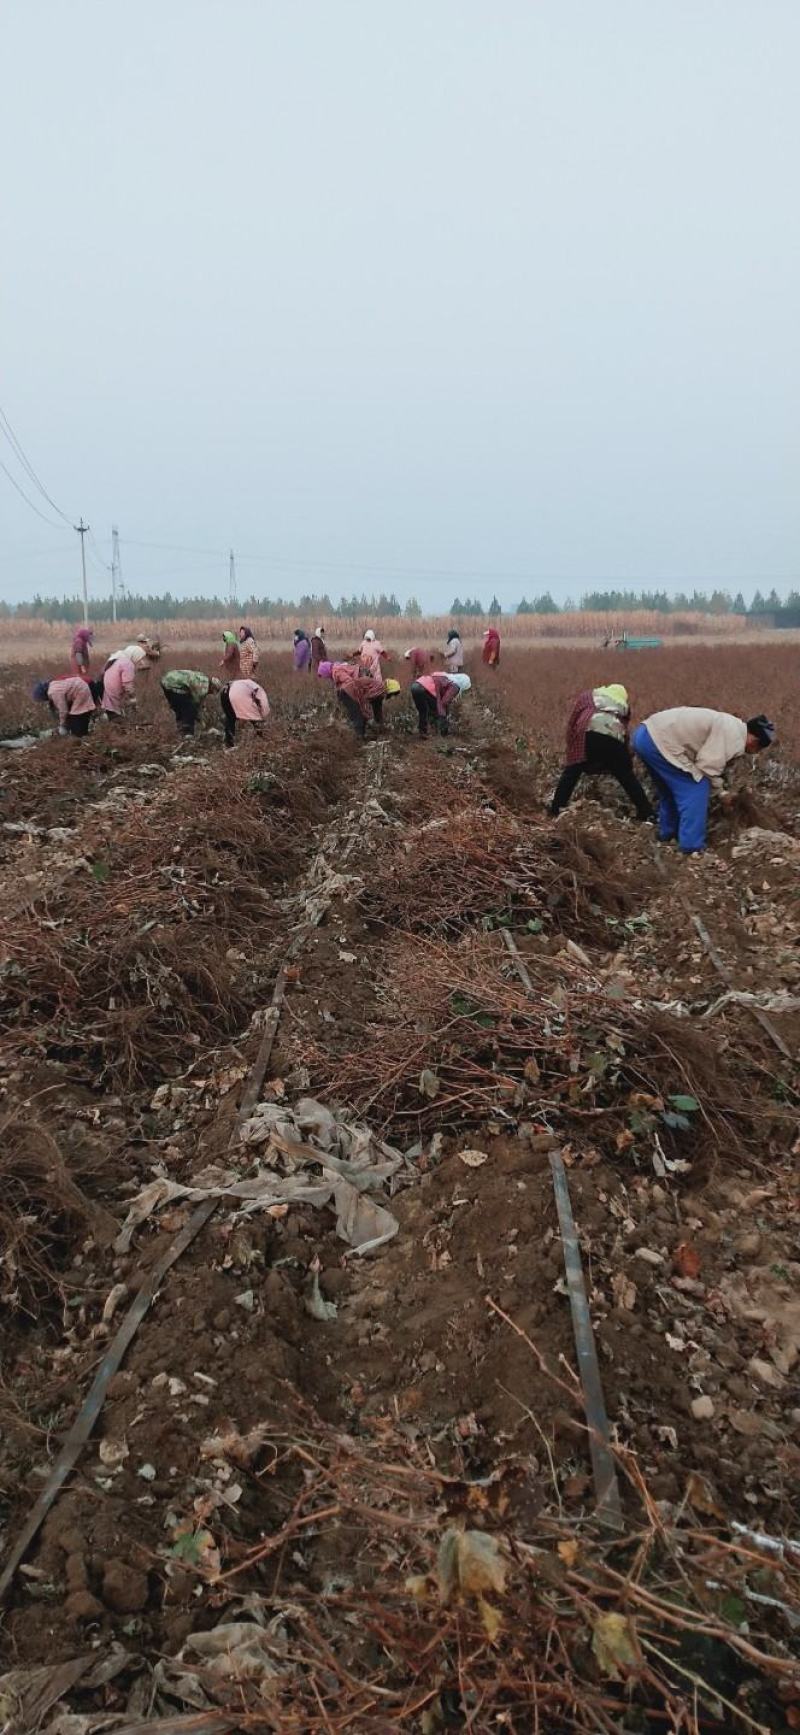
(0, 644), (798, 1731)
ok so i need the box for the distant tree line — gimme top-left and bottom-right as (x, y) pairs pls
(1, 590), (416, 624)
(516, 587), (800, 624)
(3, 585), (799, 625)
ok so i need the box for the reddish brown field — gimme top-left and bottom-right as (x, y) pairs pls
(473, 641), (800, 760)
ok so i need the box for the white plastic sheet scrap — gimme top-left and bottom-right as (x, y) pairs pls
(115, 1098), (403, 1256)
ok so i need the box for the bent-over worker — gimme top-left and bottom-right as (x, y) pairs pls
(410, 670), (470, 736)
(404, 646), (430, 677)
(550, 684), (653, 821)
(161, 669), (221, 737)
(633, 708), (775, 854)
(33, 676), (100, 737)
(332, 662), (384, 736)
(320, 661), (398, 737)
(126, 635), (160, 666)
(106, 635), (160, 671)
(221, 632), (241, 679)
(101, 654), (137, 721)
(220, 677), (271, 747)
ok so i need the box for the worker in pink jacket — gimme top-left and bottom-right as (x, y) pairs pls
(33, 676), (100, 737)
(101, 653), (136, 720)
(220, 677), (270, 747)
(410, 671), (471, 737)
(356, 630), (387, 678)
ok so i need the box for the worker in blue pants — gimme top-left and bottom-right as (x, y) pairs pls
(632, 726), (710, 850)
(633, 709), (775, 854)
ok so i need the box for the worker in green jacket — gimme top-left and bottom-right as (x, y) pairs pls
(160, 669), (221, 737)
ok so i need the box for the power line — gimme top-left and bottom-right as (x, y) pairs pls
(0, 457), (67, 529)
(124, 537), (228, 558)
(0, 402), (73, 525)
(108, 536), (800, 592)
(87, 528), (111, 575)
(0, 400), (92, 632)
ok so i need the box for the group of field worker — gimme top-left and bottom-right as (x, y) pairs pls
(32, 624), (272, 749)
(33, 622), (473, 749)
(33, 626), (775, 854)
(213, 626), (473, 742)
(551, 682), (775, 853)
(170, 626), (472, 743)
(316, 631), (471, 738)
(32, 630), (163, 735)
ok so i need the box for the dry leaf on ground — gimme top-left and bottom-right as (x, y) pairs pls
(611, 1272), (637, 1311)
(459, 1148), (489, 1168)
(673, 1242), (701, 1278)
(436, 1528), (506, 1605)
(592, 1611), (640, 1679)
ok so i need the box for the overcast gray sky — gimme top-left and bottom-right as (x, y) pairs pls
(2, 1), (798, 609)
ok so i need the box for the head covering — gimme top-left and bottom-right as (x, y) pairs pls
(746, 714), (776, 748)
(137, 634), (149, 645)
(72, 627), (93, 649)
(222, 631), (237, 645)
(446, 629), (459, 642)
(294, 628), (309, 642)
(363, 629), (375, 642)
(384, 679), (401, 697)
(32, 680), (50, 702)
(314, 625), (325, 637)
(449, 673), (471, 694)
(317, 660), (334, 679)
(239, 625), (254, 641)
(601, 683), (628, 708)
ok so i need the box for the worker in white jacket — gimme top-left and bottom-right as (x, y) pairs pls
(633, 708), (775, 853)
